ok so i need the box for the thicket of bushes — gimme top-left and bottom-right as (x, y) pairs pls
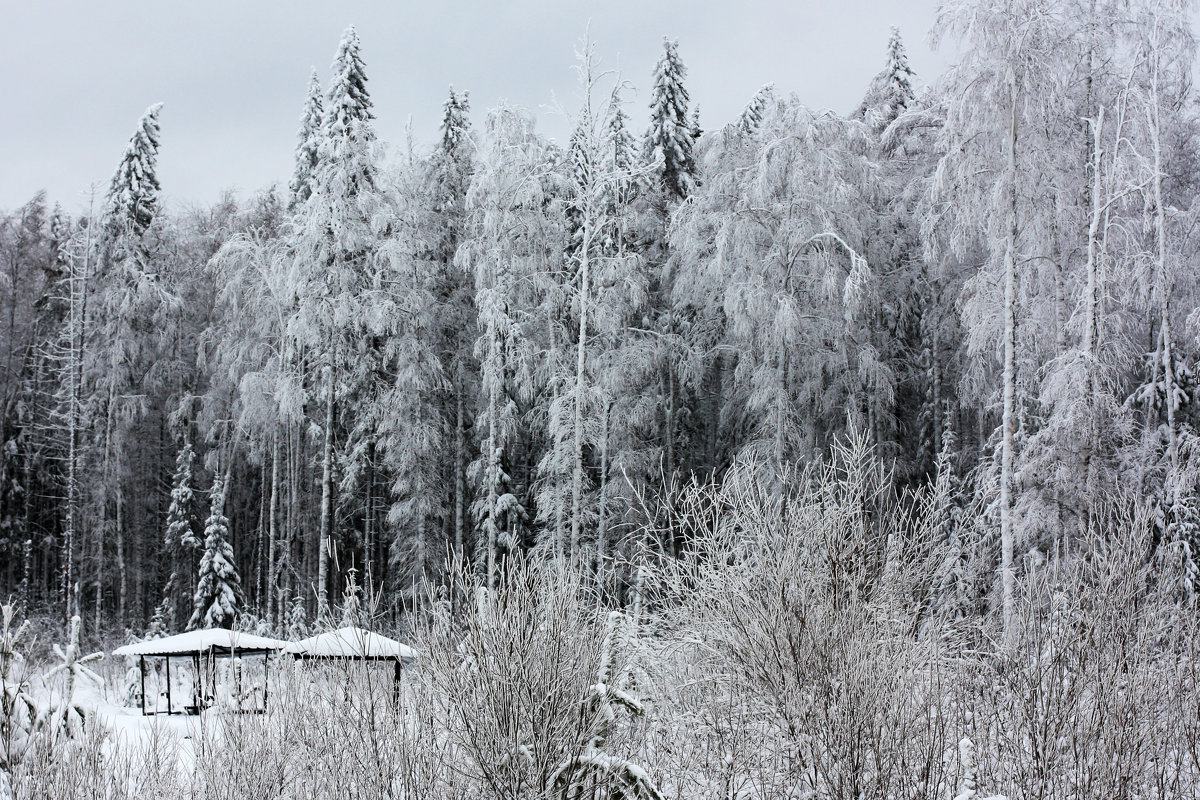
(4, 445), (1198, 799)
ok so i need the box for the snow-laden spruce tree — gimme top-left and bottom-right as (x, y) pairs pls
(640, 37), (699, 499)
(81, 102), (169, 627)
(376, 154), (451, 602)
(288, 69), (323, 211)
(851, 28), (941, 481)
(854, 27), (914, 131)
(644, 38), (696, 202)
(290, 25), (389, 615)
(158, 439), (197, 631)
(737, 83), (774, 135)
(188, 475), (242, 630)
(375, 90), (476, 602)
(428, 86), (477, 560)
(103, 103), (163, 241)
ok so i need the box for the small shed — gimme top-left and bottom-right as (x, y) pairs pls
(285, 626), (417, 684)
(113, 629), (287, 715)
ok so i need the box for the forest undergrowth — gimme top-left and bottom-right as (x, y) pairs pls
(3, 443), (1197, 800)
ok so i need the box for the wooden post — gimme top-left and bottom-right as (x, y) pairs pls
(165, 655), (172, 714)
(264, 654), (270, 712)
(139, 655), (147, 716)
(192, 653), (201, 712)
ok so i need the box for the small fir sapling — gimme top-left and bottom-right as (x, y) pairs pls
(339, 568), (362, 627)
(48, 615), (104, 739)
(550, 610), (662, 800)
(188, 475), (244, 630)
(286, 596), (309, 641)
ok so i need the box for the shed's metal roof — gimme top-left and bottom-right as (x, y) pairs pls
(284, 627), (417, 661)
(113, 629), (287, 657)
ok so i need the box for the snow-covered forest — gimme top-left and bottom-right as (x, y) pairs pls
(4, 0), (1200, 796)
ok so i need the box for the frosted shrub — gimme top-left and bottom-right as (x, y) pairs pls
(416, 556), (657, 799)
(646, 439), (964, 800)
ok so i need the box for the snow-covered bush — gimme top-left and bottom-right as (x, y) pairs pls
(416, 556), (656, 799)
(646, 438), (967, 800)
(0, 603), (38, 792)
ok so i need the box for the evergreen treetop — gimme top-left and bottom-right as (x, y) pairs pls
(319, 25), (376, 198)
(440, 86), (472, 157)
(104, 103), (163, 240)
(644, 38), (696, 200)
(855, 27), (915, 129)
(288, 69), (324, 211)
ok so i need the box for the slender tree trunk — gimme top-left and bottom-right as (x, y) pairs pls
(64, 207), (94, 624)
(485, 378), (500, 589)
(999, 76), (1019, 645)
(267, 431), (280, 625)
(96, 384), (117, 635)
(571, 220), (591, 557)
(1148, 91), (1178, 485)
(932, 319), (942, 458)
(1083, 108), (1106, 519)
(317, 362), (335, 621)
(364, 441), (374, 592)
(454, 386), (465, 558)
(598, 400), (609, 577)
(116, 488), (127, 626)
(288, 422), (299, 607)
(255, 460), (267, 610)
(666, 361), (676, 483)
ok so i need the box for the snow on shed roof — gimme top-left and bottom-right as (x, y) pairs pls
(284, 627), (417, 661)
(113, 629), (288, 657)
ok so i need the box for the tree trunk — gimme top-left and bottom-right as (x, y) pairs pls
(1149, 93), (1178, 485)
(116, 488), (127, 626)
(571, 220), (591, 557)
(598, 400), (610, 580)
(1000, 77), (1019, 646)
(1083, 107), (1105, 520)
(267, 431), (280, 625)
(454, 386), (465, 559)
(317, 362), (335, 621)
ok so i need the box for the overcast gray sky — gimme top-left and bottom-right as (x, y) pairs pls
(1, 1), (952, 212)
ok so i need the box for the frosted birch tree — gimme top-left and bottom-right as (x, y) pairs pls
(928, 0), (1079, 640)
(672, 97), (879, 474)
